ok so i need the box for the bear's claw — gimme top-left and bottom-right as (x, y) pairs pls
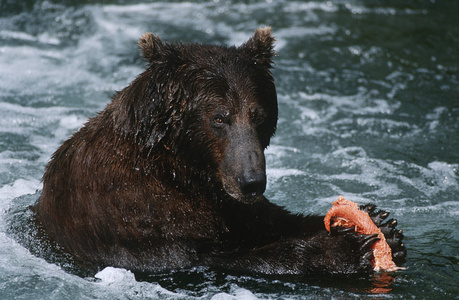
(360, 234), (380, 252)
(360, 204), (390, 225)
(330, 225), (355, 235)
(360, 203), (407, 265)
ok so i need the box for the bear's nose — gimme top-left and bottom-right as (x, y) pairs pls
(237, 172), (266, 198)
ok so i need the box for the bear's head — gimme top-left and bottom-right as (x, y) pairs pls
(115, 28), (277, 203)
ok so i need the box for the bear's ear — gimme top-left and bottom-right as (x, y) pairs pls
(139, 32), (166, 62)
(240, 27), (276, 67)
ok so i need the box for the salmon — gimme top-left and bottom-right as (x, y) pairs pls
(324, 196), (405, 272)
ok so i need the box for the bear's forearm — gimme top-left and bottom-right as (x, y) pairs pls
(207, 231), (373, 275)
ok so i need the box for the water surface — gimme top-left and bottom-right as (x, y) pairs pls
(1, 0), (458, 299)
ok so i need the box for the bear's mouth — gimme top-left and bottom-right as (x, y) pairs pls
(225, 188), (265, 204)
(240, 193), (265, 204)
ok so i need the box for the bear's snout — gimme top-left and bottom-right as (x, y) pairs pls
(220, 132), (267, 202)
(236, 149), (266, 198)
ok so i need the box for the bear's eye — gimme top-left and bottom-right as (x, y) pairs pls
(212, 114), (228, 128)
(215, 116), (223, 124)
(252, 111), (267, 125)
(254, 115), (265, 125)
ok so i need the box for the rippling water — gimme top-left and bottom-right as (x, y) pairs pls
(1, 0), (458, 299)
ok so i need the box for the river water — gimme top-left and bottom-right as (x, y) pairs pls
(1, 0), (458, 299)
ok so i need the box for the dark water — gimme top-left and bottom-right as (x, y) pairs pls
(1, 0), (458, 299)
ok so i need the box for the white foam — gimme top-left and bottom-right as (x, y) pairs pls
(425, 106), (449, 132)
(211, 286), (260, 300)
(0, 179), (40, 230)
(276, 25), (337, 38)
(93, 267), (186, 298)
(95, 267), (135, 285)
(100, 2), (211, 34)
(0, 30), (61, 45)
(410, 201), (459, 216)
(266, 144), (301, 156)
(267, 168), (305, 181)
(0, 30), (36, 42)
(298, 89), (400, 117)
(0, 179), (41, 203)
(0, 101), (85, 161)
(422, 161), (459, 192)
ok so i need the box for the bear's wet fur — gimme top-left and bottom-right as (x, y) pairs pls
(36, 28), (406, 275)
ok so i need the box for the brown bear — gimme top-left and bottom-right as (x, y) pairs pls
(36, 27), (406, 275)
